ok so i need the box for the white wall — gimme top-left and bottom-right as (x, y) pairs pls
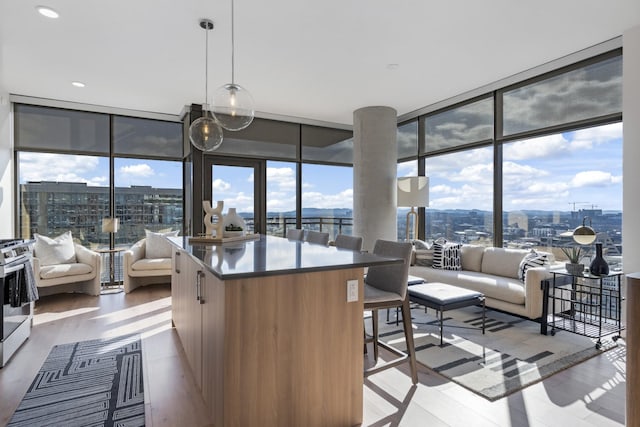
(623, 26), (640, 274)
(0, 41), (14, 238)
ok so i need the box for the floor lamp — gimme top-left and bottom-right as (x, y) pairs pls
(101, 217), (121, 293)
(397, 176), (429, 241)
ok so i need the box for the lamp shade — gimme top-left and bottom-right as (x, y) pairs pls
(573, 217), (597, 245)
(397, 176), (429, 207)
(102, 218), (119, 234)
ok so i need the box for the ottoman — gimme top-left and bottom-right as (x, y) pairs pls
(408, 282), (485, 346)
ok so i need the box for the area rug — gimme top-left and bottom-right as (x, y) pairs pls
(373, 306), (616, 401)
(8, 334), (144, 427)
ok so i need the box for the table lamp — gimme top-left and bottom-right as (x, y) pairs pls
(397, 176), (429, 241)
(102, 217), (119, 250)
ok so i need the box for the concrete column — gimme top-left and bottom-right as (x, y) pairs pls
(0, 52), (13, 238)
(623, 25), (640, 427)
(353, 106), (397, 252)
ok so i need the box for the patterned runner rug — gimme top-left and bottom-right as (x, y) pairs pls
(374, 306), (616, 401)
(8, 334), (144, 427)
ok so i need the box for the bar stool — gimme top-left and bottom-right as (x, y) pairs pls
(306, 230), (330, 246)
(286, 228), (304, 240)
(363, 239), (417, 384)
(334, 234), (363, 251)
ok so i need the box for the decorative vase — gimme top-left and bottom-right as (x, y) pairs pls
(589, 243), (609, 276)
(223, 208), (246, 237)
(565, 263), (584, 276)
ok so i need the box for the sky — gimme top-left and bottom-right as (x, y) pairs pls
(18, 122), (622, 214)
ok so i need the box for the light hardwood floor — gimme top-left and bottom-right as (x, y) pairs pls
(0, 284), (626, 427)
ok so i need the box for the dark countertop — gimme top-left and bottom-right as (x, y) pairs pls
(169, 234), (403, 280)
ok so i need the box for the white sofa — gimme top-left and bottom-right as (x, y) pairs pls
(409, 245), (559, 319)
(33, 243), (101, 296)
(123, 238), (172, 293)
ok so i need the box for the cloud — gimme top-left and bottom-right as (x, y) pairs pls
(504, 133), (569, 160)
(212, 178), (231, 192)
(502, 62), (622, 134)
(397, 160), (418, 177)
(571, 171), (621, 188)
(267, 166), (296, 190)
(302, 188), (353, 209)
(18, 152), (106, 186)
(119, 163), (155, 178)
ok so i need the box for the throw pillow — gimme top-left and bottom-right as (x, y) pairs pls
(412, 239), (431, 250)
(145, 229), (179, 259)
(433, 241), (462, 270)
(34, 231), (77, 266)
(414, 249), (435, 267)
(518, 249), (549, 281)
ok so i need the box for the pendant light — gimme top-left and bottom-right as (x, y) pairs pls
(189, 19), (224, 152)
(212, 0), (255, 131)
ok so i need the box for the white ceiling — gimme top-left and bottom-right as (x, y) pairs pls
(1, 0), (639, 126)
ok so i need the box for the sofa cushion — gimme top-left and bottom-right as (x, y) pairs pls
(481, 247), (529, 279)
(39, 263), (93, 280)
(34, 231), (77, 266)
(518, 250), (550, 281)
(145, 230), (179, 259)
(433, 242), (462, 270)
(408, 266), (526, 305)
(132, 258), (172, 271)
(461, 245), (485, 272)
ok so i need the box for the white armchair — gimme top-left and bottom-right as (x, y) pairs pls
(33, 241), (101, 297)
(123, 237), (172, 293)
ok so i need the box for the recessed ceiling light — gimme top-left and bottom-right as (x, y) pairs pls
(71, 81), (85, 88)
(36, 6), (59, 19)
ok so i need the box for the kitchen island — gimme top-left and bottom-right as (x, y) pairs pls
(169, 234), (402, 427)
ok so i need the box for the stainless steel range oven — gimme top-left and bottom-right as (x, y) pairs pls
(1, 239), (35, 367)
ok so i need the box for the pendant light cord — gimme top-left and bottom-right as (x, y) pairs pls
(205, 23), (210, 109)
(231, 0), (235, 84)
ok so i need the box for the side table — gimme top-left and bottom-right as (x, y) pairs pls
(96, 248), (125, 294)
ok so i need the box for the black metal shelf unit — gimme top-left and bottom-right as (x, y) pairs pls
(547, 271), (624, 349)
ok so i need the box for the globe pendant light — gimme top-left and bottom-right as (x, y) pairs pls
(213, 0), (255, 131)
(189, 19), (224, 151)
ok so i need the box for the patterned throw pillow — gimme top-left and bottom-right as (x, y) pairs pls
(518, 249), (549, 281)
(433, 242), (462, 270)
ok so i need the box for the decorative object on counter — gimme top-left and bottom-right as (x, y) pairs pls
(589, 242), (609, 276)
(203, 200), (224, 238)
(223, 207), (246, 237)
(572, 216), (597, 245)
(561, 245), (584, 276)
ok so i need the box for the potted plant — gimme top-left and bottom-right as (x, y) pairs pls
(561, 245), (584, 276)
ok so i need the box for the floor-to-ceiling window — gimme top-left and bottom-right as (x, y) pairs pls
(300, 163), (353, 239)
(502, 123), (622, 267)
(17, 153), (109, 248)
(420, 96), (494, 246)
(424, 147), (494, 245)
(499, 50), (622, 266)
(14, 104), (183, 249)
(114, 158), (183, 244)
(266, 160), (297, 236)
